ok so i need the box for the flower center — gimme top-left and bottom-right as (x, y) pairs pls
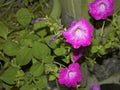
(99, 3), (106, 11)
(68, 71), (75, 79)
(75, 28), (84, 38)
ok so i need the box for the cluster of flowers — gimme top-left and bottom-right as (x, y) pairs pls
(58, 0), (114, 89)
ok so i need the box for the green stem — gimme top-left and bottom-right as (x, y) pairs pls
(53, 61), (66, 68)
(56, 79), (60, 90)
(100, 21), (106, 36)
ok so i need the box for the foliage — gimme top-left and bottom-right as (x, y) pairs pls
(0, 0), (120, 90)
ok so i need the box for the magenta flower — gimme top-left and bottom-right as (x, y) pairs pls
(63, 19), (94, 49)
(89, 0), (114, 20)
(72, 47), (85, 62)
(90, 83), (101, 90)
(58, 63), (82, 88)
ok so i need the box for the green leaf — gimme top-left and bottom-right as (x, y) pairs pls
(30, 62), (44, 76)
(98, 47), (105, 55)
(35, 76), (47, 89)
(92, 38), (99, 45)
(20, 83), (35, 90)
(33, 21), (47, 30)
(0, 22), (8, 39)
(32, 41), (50, 60)
(45, 64), (58, 73)
(36, 28), (47, 38)
(91, 46), (98, 54)
(54, 47), (66, 56)
(105, 42), (112, 49)
(43, 56), (54, 63)
(44, 35), (57, 49)
(0, 67), (18, 84)
(16, 8), (33, 26)
(16, 47), (32, 66)
(3, 40), (19, 56)
(2, 82), (13, 90)
(49, 75), (56, 81)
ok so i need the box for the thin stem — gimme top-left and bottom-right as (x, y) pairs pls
(53, 61), (66, 68)
(100, 21), (106, 36)
(56, 79), (60, 90)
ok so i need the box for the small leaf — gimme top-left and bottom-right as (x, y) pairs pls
(33, 21), (47, 30)
(16, 47), (32, 66)
(30, 62), (44, 76)
(49, 75), (56, 81)
(98, 47), (105, 55)
(0, 22), (8, 39)
(16, 8), (33, 26)
(54, 47), (66, 56)
(3, 40), (19, 56)
(0, 67), (18, 84)
(44, 35), (57, 49)
(91, 46), (98, 53)
(43, 56), (54, 63)
(45, 64), (58, 73)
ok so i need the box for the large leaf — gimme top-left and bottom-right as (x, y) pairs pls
(16, 8), (33, 26)
(30, 62), (44, 76)
(0, 67), (18, 84)
(35, 76), (47, 89)
(20, 83), (35, 90)
(16, 47), (32, 66)
(0, 22), (8, 39)
(3, 40), (19, 56)
(32, 41), (50, 60)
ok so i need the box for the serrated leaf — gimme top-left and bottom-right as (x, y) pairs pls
(54, 47), (66, 56)
(0, 22), (8, 39)
(32, 41), (50, 60)
(30, 62), (44, 76)
(16, 47), (32, 66)
(16, 8), (33, 26)
(0, 67), (18, 84)
(3, 40), (19, 56)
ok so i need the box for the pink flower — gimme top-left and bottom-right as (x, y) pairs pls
(89, 0), (114, 20)
(63, 19), (94, 49)
(72, 47), (85, 62)
(58, 63), (82, 88)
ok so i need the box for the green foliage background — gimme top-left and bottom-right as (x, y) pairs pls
(0, 0), (120, 90)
